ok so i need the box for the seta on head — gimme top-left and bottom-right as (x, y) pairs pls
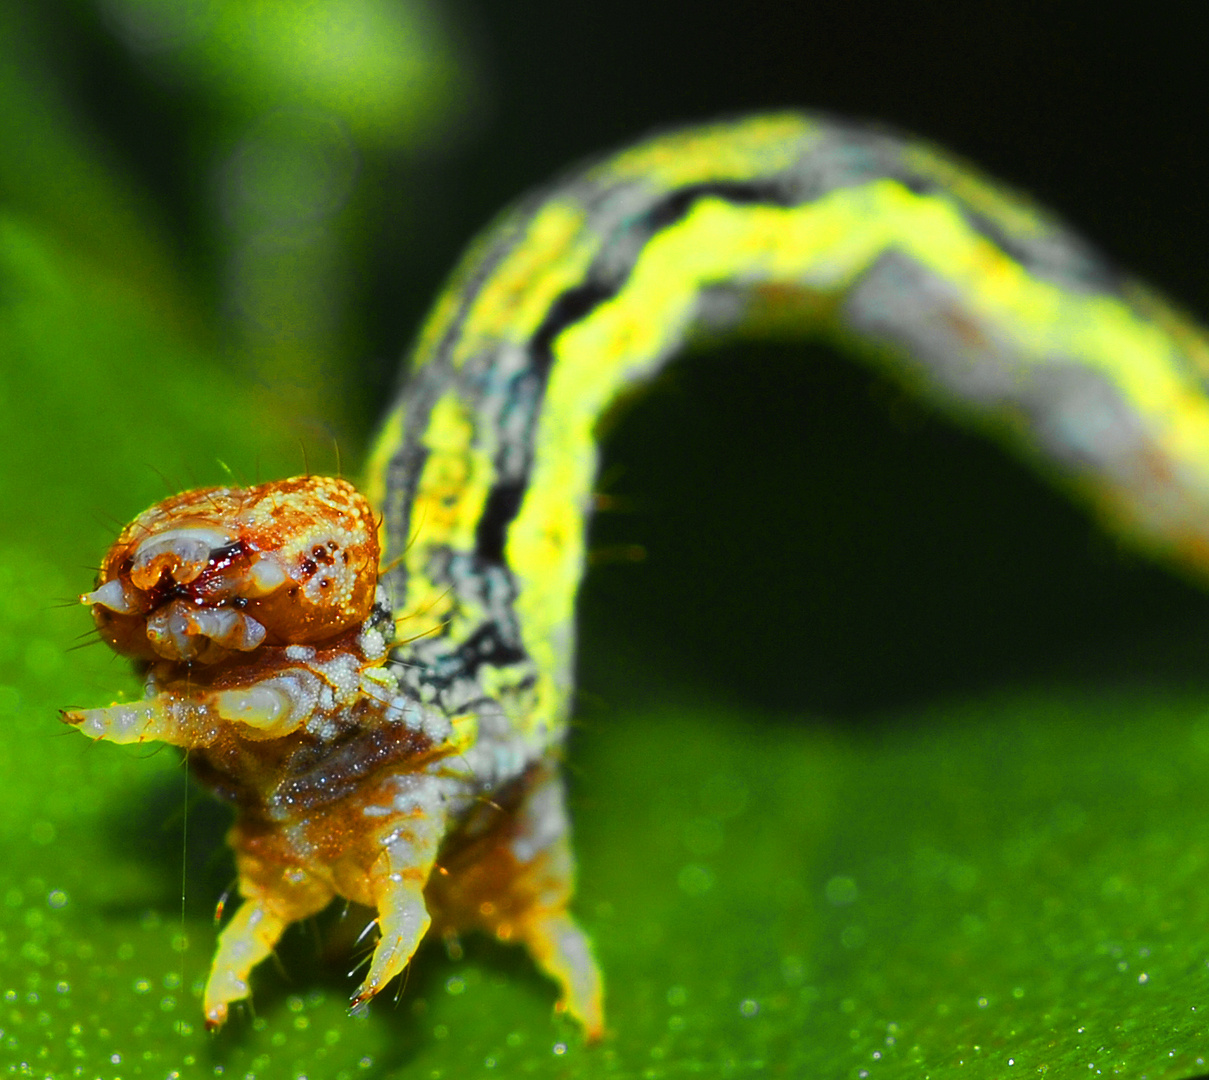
(81, 476), (380, 665)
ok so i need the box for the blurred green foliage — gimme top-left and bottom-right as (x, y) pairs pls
(97, 0), (465, 146)
(4, 3), (1209, 1078)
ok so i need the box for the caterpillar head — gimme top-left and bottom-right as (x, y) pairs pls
(82, 476), (379, 664)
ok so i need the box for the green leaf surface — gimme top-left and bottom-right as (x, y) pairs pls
(5, 205), (1209, 1080)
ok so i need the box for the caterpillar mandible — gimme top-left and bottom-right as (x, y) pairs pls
(63, 113), (1209, 1038)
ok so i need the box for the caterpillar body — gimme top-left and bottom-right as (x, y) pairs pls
(63, 113), (1209, 1038)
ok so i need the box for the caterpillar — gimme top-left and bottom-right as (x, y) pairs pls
(62, 113), (1209, 1039)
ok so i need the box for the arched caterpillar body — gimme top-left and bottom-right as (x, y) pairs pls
(64, 113), (1209, 1038)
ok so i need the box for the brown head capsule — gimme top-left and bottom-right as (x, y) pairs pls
(82, 476), (380, 664)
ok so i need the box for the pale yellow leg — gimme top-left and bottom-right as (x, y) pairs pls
(512, 870), (604, 1039)
(506, 796), (604, 1040)
(203, 853), (334, 1028)
(351, 810), (446, 1009)
(62, 697), (184, 746)
(425, 766), (605, 1038)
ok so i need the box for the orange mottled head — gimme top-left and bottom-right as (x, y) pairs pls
(84, 476), (380, 664)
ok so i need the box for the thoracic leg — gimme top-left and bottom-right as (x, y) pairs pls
(204, 847), (335, 1028)
(510, 859), (603, 1039)
(428, 765), (604, 1039)
(507, 768), (603, 1038)
(351, 800), (448, 1009)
